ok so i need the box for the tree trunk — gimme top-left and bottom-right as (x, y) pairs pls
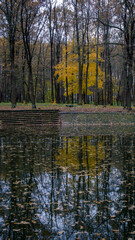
(28, 63), (36, 109)
(22, 65), (25, 102)
(126, 58), (133, 110)
(133, 85), (135, 107)
(63, 4), (69, 104)
(108, 57), (113, 105)
(85, 21), (89, 104)
(55, 41), (61, 103)
(42, 66), (46, 103)
(94, 0), (100, 105)
(10, 39), (16, 108)
(51, 40), (54, 102)
(65, 46), (69, 104)
(123, 0), (133, 110)
(75, 0), (82, 105)
(85, 48), (89, 104)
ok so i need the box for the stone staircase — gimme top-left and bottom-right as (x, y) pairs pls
(0, 110), (60, 125)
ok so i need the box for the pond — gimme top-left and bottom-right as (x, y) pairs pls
(0, 127), (135, 239)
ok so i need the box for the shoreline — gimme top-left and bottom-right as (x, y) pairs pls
(0, 109), (134, 126)
(0, 105), (135, 113)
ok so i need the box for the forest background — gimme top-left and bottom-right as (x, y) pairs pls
(0, 0), (135, 110)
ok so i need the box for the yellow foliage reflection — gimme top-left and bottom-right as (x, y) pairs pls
(55, 136), (105, 178)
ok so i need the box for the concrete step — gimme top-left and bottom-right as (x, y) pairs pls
(0, 110), (60, 125)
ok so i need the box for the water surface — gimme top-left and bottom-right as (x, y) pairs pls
(0, 127), (135, 239)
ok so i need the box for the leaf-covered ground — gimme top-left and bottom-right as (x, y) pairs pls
(0, 104), (135, 113)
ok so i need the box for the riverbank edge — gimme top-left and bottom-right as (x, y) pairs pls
(0, 110), (134, 126)
(60, 112), (135, 126)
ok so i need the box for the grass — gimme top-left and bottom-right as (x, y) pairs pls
(0, 102), (122, 107)
(0, 102), (134, 112)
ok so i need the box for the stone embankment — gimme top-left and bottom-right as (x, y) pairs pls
(0, 110), (59, 125)
(60, 112), (135, 126)
(0, 110), (135, 126)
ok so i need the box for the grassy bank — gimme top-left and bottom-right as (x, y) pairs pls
(0, 102), (135, 113)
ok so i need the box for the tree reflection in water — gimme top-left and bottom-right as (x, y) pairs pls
(0, 130), (135, 239)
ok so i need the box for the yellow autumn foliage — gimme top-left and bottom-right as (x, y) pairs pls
(54, 40), (105, 96)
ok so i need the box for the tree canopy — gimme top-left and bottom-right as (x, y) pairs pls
(0, 0), (134, 109)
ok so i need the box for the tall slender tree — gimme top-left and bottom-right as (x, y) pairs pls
(94, 0), (100, 105)
(0, 0), (21, 108)
(21, 0), (44, 108)
(46, 0), (55, 103)
(72, 0), (87, 105)
(63, 0), (69, 103)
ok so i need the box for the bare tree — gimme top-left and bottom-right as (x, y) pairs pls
(46, 0), (55, 103)
(99, 0), (135, 110)
(63, 0), (69, 103)
(72, 0), (87, 105)
(0, 0), (21, 108)
(21, 0), (44, 108)
(94, 0), (100, 105)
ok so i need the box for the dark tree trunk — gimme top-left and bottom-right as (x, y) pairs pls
(10, 54), (16, 108)
(65, 48), (69, 104)
(63, 4), (69, 104)
(22, 64), (26, 102)
(94, 0), (100, 105)
(48, 1), (54, 103)
(28, 63), (36, 109)
(42, 67), (46, 103)
(133, 85), (135, 107)
(50, 40), (54, 102)
(55, 41), (61, 103)
(108, 57), (113, 105)
(123, 0), (133, 110)
(75, 0), (82, 105)
(85, 27), (89, 104)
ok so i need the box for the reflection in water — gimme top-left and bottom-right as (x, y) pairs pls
(0, 130), (135, 239)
